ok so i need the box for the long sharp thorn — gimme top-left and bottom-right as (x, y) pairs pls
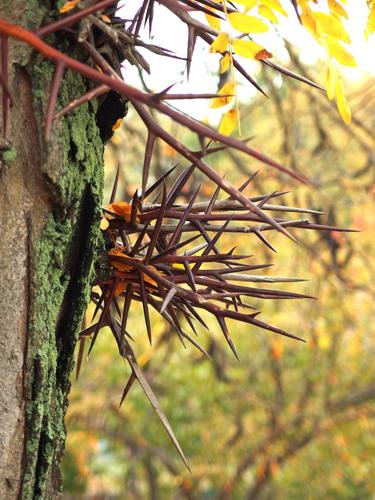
(263, 60), (324, 91)
(145, 183), (167, 264)
(153, 83), (176, 101)
(160, 287), (177, 315)
(120, 339), (191, 471)
(185, 242), (208, 257)
(134, 0), (149, 36)
(54, 84), (109, 121)
(45, 60), (65, 140)
(183, 301), (209, 330)
(166, 164), (195, 208)
(179, 329), (210, 357)
(130, 222), (150, 256)
(153, 286), (186, 347)
(110, 164), (120, 204)
(192, 218), (233, 274)
(75, 337), (86, 381)
(183, 260), (196, 292)
(247, 314), (305, 342)
(183, 0), (224, 17)
(291, 0), (302, 22)
(142, 132), (156, 199)
(121, 284), (133, 344)
(192, 220), (220, 256)
(80, 322), (100, 338)
(92, 289), (105, 322)
(139, 273), (152, 345)
(253, 229), (277, 253)
(169, 185), (200, 248)
(187, 25), (197, 80)
(257, 191), (277, 209)
(145, 0), (155, 35)
(228, 171), (259, 200)
(144, 163), (178, 198)
(88, 280), (117, 355)
(218, 316), (239, 360)
(120, 371), (136, 406)
(112, 296), (122, 318)
(182, 308), (198, 335)
(206, 184), (221, 214)
(150, 234), (200, 264)
(232, 58), (268, 97)
(165, 305), (186, 348)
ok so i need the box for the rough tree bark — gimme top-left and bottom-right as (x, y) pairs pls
(0, 2), (105, 498)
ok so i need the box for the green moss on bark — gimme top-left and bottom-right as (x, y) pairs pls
(2, 147), (17, 164)
(21, 51), (105, 498)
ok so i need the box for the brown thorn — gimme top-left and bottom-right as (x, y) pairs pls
(142, 132), (156, 200)
(145, 183), (167, 264)
(45, 60), (65, 140)
(139, 272), (152, 345)
(75, 337), (86, 381)
(120, 371), (137, 406)
(110, 163), (120, 204)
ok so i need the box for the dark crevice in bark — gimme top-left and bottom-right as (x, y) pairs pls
(55, 185), (97, 391)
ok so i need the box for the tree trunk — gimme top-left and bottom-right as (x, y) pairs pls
(0, 2), (105, 498)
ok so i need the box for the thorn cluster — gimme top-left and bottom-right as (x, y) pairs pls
(0, 2), (355, 469)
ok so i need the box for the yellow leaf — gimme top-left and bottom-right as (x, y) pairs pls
(228, 12), (269, 33)
(368, 4), (375, 34)
(261, 0), (287, 16)
(259, 5), (278, 24)
(219, 109), (238, 136)
(336, 78), (351, 124)
(205, 12), (221, 30)
(59, 0), (80, 13)
(325, 37), (356, 66)
(326, 62), (337, 101)
(233, 0), (258, 9)
(313, 11), (350, 43)
(220, 53), (231, 73)
(328, 0), (348, 20)
(232, 38), (272, 59)
(209, 32), (229, 54)
(210, 81), (235, 108)
(112, 118), (123, 131)
(300, 8), (317, 35)
(100, 218), (109, 231)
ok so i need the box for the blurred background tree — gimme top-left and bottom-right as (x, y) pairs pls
(62, 42), (375, 499)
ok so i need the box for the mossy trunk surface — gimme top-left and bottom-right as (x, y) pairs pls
(0, 2), (105, 498)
